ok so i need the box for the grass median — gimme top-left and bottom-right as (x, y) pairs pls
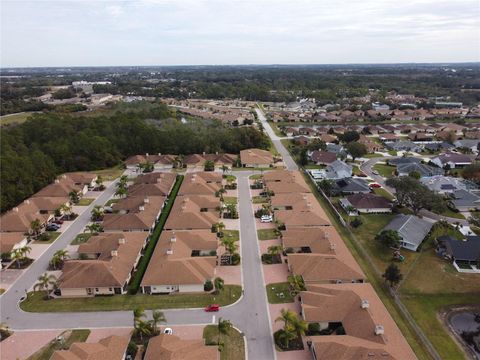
(21, 285), (242, 312)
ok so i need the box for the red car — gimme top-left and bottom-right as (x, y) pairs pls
(53, 219), (64, 225)
(205, 304), (220, 312)
(369, 183), (382, 188)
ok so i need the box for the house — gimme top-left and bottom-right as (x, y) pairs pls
(124, 153), (176, 170)
(385, 141), (422, 153)
(302, 284), (416, 360)
(127, 182), (175, 198)
(178, 173), (222, 196)
(275, 209), (330, 229)
(449, 189), (480, 212)
(51, 335), (129, 360)
(64, 172), (98, 190)
(141, 230), (217, 294)
(386, 157), (422, 166)
(340, 193), (391, 214)
(323, 160), (352, 180)
(407, 132), (433, 141)
(281, 228), (336, 255)
(103, 196), (165, 232)
(319, 134), (337, 143)
(33, 176), (85, 198)
(144, 334), (218, 360)
(431, 152), (473, 168)
(423, 142), (455, 152)
(0, 232), (28, 257)
(58, 232), (147, 297)
(326, 143), (346, 156)
(420, 176), (467, 194)
(437, 235), (480, 273)
(134, 172), (177, 186)
(396, 163), (443, 177)
(164, 195), (219, 230)
(310, 151), (337, 165)
(383, 215), (433, 251)
(330, 178), (371, 195)
(454, 139), (480, 153)
(240, 148), (274, 168)
(0, 202), (52, 233)
(358, 135), (381, 153)
(288, 254), (364, 284)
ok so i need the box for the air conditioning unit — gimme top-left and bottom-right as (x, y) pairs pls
(361, 299), (370, 309)
(166, 249), (173, 255)
(375, 325), (384, 335)
(118, 237), (126, 245)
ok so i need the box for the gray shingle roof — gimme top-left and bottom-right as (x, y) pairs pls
(438, 235), (480, 262)
(397, 163), (443, 177)
(384, 215), (433, 248)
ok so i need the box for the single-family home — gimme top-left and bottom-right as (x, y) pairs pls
(396, 163), (443, 177)
(51, 335), (129, 360)
(323, 160), (352, 180)
(310, 151), (337, 165)
(449, 189), (480, 212)
(0, 232), (28, 258)
(164, 195), (219, 230)
(330, 178), (371, 195)
(420, 176), (467, 194)
(383, 215), (433, 251)
(144, 334), (218, 360)
(141, 230), (217, 294)
(454, 139), (480, 153)
(340, 193), (391, 214)
(437, 235), (480, 273)
(386, 157), (421, 166)
(385, 141), (422, 153)
(240, 148), (274, 168)
(58, 232), (147, 297)
(431, 152), (473, 169)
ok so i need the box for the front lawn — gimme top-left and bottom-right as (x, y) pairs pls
(203, 325), (245, 360)
(432, 207), (465, 220)
(71, 233), (92, 245)
(223, 197), (238, 205)
(252, 196), (269, 204)
(104, 198), (119, 207)
(93, 164), (125, 180)
(77, 198), (94, 206)
(372, 164), (396, 178)
(364, 153), (384, 158)
(34, 231), (61, 244)
(257, 229), (279, 240)
(373, 187), (395, 201)
(222, 230), (239, 242)
(266, 283), (295, 304)
(21, 285), (242, 312)
(28, 329), (90, 360)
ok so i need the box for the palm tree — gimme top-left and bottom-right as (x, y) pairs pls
(85, 223), (102, 234)
(267, 245), (283, 263)
(69, 191), (80, 204)
(151, 310), (166, 334)
(50, 254), (62, 270)
(275, 309), (302, 348)
(90, 205), (104, 221)
(114, 186), (127, 198)
(291, 315), (308, 340)
(287, 275), (305, 296)
(216, 222), (225, 235)
(221, 165), (229, 174)
(277, 324), (297, 348)
(29, 219), (42, 238)
(95, 176), (104, 187)
(34, 273), (57, 299)
(214, 277), (224, 294)
(174, 155), (184, 169)
(59, 203), (72, 217)
(50, 249), (69, 270)
(133, 307), (146, 324)
(275, 308), (297, 329)
(217, 318), (232, 345)
(221, 237), (238, 255)
(19, 245), (32, 259)
(11, 249), (24, 269)
(133, 319), (152, 342)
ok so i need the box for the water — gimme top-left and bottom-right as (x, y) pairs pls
(449, 312), (480, 359)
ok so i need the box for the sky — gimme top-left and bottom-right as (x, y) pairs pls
(1, 0), (479, 67)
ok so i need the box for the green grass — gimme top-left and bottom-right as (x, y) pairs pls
(223, 197), (238, 205)
(71, 233), (92, 245)
(34, 232), (61, 244)
(266, 283), (295, 304)
(0, 112), (35, 126)
(224, 175), (237, 182)
(388, 150), (398, 156)
(249, 174), (263, 180)
(373, 187), (395, 201)
(77, 198), (94, 206)
(364, 153), (384, 158)
(0, 288), (5, 295)
(351, 165), (365, 176)
(21, 286), (241, 312)
(92, 164), (125, 180)
(27, 329), (90, 360)
(203, 325), (245, 360)
(372, 164), (396, 178)
(432, 208), (465, 220)
(252, 196), (269, 204)
(401, 294), (480, 360)
(128, 175), (183, 293)
(257, 229), (279, 240)
(222, 230), (239, 242)
(104, 198), (119, 207)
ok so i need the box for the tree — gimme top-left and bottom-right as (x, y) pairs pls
(85, 223), (103, 234)
(11, 249), (24, 269)
(338, 130), (359, 143)
(29, 219), (42, 238)
(408, 170), (421, 179)
(267, 245), (283, 263)
(287, 275), (305, 295)
(90, 205), (104, 221)
(221, 237), (238, 255)
(69, 191), (80, 204)
(133, 307), (146, 324)
(59, 203), (72, 217)
(299, 148), (308, 166)
(462, 162), (480, 183)
(50, 249), (69, 270)
(19, 245), (32, 260)
(34, 273), (57, 299)
(318, 180), (332, 196)
(275, 309), (301, 348)
(383, 263), (403, 287)
(214, 277), (225, 294)
(133, 319), (152, 342)
(151, 310), (166, 334)
(204, 160), (215, 171)
(345, 142), (367, 161)
(114, 186), (127, 198)
(217, 318), (232, 345)
(221, 165), (230, 174)
(375, 229), (401, 248)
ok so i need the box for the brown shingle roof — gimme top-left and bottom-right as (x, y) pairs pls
(164, 196), (219, 230)
(144, 334), (218, 360)
(240, 148), (273, 166)
(51, 335), (129, 360)
(0, 232), (26, 253)
(275, 209), (329, 227)
(346, 193), (391, 210)
(281, 228), (335, 255)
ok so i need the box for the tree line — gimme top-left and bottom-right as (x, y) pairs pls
(0, 104), (269, 212)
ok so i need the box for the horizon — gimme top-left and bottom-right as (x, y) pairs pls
(1, 0), (479, 67)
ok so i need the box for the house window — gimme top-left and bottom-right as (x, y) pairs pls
(95, 288), (99, 291)
(109, 288), (113, 291)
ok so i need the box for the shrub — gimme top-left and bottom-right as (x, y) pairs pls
(127, 341), (138, 358)
(350, 218), (363, 228)
(204, 280), (213, 292)
(37, 233), (51, 242)
(307, 322), (321, 335)
(231, 253), (241, 265)
(261, 253), (273, 264)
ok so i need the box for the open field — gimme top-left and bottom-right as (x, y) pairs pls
(21, 286), (242, 312)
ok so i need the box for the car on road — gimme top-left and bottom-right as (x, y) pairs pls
(205, 304), (220, 312)
(163, 327), (173, 335)
(372, 170), (380, 175)
(46, 223), (60, 231)
(369, 183), (382, 188)
(260, 215), (273, 223)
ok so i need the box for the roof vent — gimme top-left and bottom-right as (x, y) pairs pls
(375, 325), (384, 335)
(171, 233), (176, 243)
(13, 207), (19, 212)
(118, 237), (126, 245)
(166, 249), (173, 255)
(158, 153), (162, 156)
(24, 199), (30, 205)
(146, 153), (149, 156)
(361, 299), (370, 309)
(335, 280), (343, 284)
(139, 206), (145, 211)
(111, 250), (118, 257)
(330, 243), (336, 251)
(144, 198), (150, 204)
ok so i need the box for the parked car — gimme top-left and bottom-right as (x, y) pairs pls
(52, 219), (64, 225)
(205, 304), (220, 312)
(369, 183), (382, 188)
(372, 170), (380, 175)
(103, 206), (113, 214)
(46, 223), (60, 231)
(163, 327), (173, 335)
(260, 215), (273, 223)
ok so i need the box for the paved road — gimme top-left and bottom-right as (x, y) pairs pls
(256, 108), (298, 171)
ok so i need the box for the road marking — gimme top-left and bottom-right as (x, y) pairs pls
(212, 315), (216, 324)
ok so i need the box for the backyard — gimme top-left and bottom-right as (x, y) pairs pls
(266, 283), (295, 304)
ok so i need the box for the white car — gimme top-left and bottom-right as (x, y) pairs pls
(163, 327), (173, 335)
(260, 215), (273, 223)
